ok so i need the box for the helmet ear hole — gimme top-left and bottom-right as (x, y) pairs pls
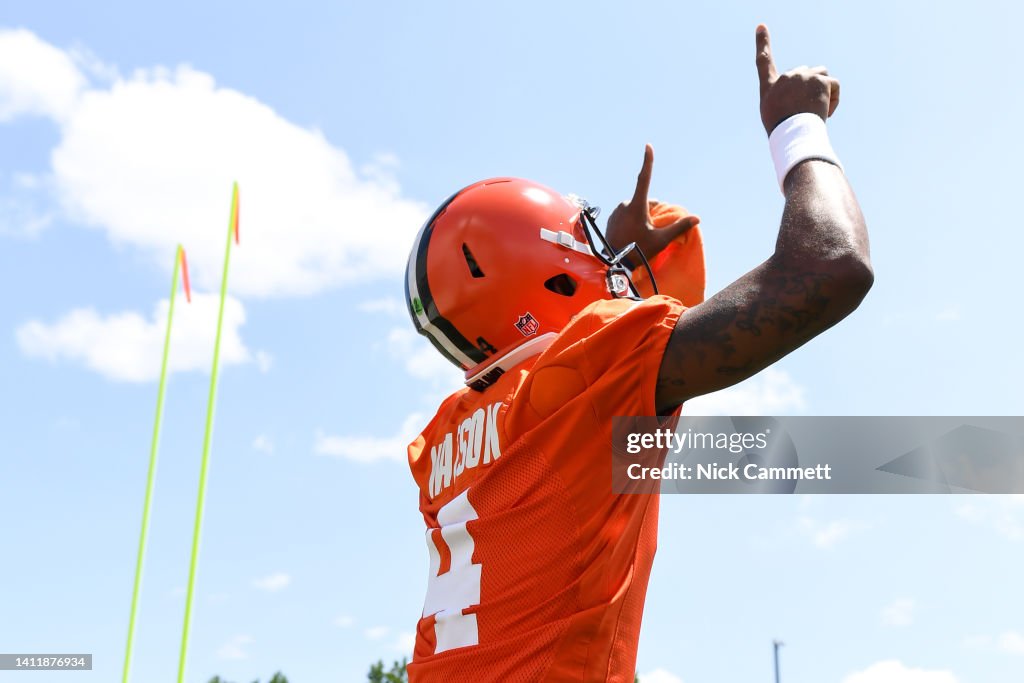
(462, 244), (485, 278)
(544, 273), (578, 297)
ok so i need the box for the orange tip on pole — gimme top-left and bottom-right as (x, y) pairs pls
(180, 247), (192, 303)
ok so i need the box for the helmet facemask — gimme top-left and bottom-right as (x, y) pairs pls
(568, 196), (660, 299)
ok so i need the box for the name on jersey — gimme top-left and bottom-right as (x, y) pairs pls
(429, 401), (502, 498)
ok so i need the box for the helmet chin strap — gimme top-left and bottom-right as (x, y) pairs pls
(577, 205), (659, 299)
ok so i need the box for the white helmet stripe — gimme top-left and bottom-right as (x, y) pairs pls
(406, 218), (478, 369)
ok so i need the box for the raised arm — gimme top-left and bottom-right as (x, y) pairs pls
(654, 25), (873, 414)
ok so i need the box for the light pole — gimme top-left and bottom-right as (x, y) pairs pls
(773, 639), (784, 683)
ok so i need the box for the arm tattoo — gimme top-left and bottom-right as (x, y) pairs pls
(657, 266), (836, 400)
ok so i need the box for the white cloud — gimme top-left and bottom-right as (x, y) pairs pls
(333, 615), (355, 628)
(955, 496), (1024, 541)
(385, 326), (461, 389)
(962, 634), (992, 650)
(999, 631), (1024, 655)
(965, 631), (1024, 655)
(15, 292), (251, 382)
(251, 572), (290, 592)
(1, 171), (55, 238)
(255, 350), (273, 373)
(217, 634), (253, 661)
(881, 598), (914, 627)
(316, 327), (460, 465)
(935, 306), (961, 322)
(683, 368), (806, 416)
(797, 494), (818, 511)
(394, 632), (416, 653)
(1, 29), (430, 297)
(638, 668), (684, 683)
(798, 516), (865, 549)
(0, 192), (52, 237)
(252, 434), (273, 455)
(314, 412), (425, 464)
(954, 502), (984, 523)
(0, 29), (85, 122)
(841, 660), (957, 683)
(13, 172), (42, 190)
(811, 520), (860, 548)
(66, 44), (120, 84)
(360, 152), (402, 192)
(365, 626), (389, 640)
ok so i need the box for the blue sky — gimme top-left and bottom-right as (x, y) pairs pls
(1, 2), (1022, 682)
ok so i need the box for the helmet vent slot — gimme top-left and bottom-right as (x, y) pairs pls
(462, 244), (486, 278)
(544, 273), (578, 297)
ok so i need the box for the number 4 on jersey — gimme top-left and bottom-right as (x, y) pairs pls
(421, 489), (482, 654)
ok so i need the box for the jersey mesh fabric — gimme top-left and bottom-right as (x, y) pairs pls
(407, 295), (685, 683)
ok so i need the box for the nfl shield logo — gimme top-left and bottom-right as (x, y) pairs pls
(515, 312), (540, 337)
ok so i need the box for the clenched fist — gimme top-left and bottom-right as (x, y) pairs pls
(756, 24), (841, 135)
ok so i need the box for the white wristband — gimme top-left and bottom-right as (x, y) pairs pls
(768, 113), (843, 192)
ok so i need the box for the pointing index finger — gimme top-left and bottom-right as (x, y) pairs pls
(632, 143), (654, 206)
(755, 24), (777, 95)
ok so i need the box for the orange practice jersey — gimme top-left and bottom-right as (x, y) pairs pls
(406, 295), (685, 683)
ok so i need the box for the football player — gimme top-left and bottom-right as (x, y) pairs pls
(403, 25), (872, 682)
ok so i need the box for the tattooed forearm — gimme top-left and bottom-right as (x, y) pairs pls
(655, 162), (872, 413)
(656, 264), (846, 407)
(734, 270), (834, 339)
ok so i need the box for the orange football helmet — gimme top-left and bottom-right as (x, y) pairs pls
(405, 178), (656, 391)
